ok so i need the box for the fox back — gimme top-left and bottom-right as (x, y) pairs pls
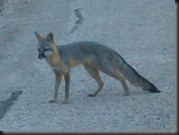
(56, 41), (127, 69)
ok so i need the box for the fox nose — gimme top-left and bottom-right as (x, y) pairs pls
(38, 54), (45, 59)
(38, 56), (43, 59)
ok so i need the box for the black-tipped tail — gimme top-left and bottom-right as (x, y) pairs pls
(145, 81), (160, 93)
(121, 61), (161, 93)
(134, 73), (161, 93)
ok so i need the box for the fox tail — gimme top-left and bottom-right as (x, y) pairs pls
(122, 61), (160, 93)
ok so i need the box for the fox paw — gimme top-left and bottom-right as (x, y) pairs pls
(62, 100), (69, 104)
(49, 99), (56, 103)
(123, 93), (130, 96)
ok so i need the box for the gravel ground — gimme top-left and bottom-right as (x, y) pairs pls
(0, 0), (176, 132)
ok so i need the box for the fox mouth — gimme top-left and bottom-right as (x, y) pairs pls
(38, 55), (45, 59)
(38, 48), (52, 59)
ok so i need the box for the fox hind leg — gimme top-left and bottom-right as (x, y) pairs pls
(106, 72), (130, 96)
(115, 72), (130, 96)
(84, 65), (104, 97)
(99, 66), (130, 96)
(119, 79), (130, 96)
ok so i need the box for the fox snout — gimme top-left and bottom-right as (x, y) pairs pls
(38, 49), (46, 59)
(38, 53), (45, 59)
(38, 48), (52, 59)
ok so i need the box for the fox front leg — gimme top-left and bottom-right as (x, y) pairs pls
(49, 72), (62, 103)
(63, 72), (71, 104)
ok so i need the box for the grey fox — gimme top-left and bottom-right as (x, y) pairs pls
(35, 32), (160, 104)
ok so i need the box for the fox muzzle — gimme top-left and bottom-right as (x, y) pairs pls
(38, 53), (46, 59)
(38, 48), (52, 59)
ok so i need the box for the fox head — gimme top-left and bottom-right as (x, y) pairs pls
(35, 32), (55, 59)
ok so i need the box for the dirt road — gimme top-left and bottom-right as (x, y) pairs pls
(0, 0), (176, 132)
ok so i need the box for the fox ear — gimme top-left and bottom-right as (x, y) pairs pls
(35, 32), (43, 41)
(46, 32), (54, 43)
